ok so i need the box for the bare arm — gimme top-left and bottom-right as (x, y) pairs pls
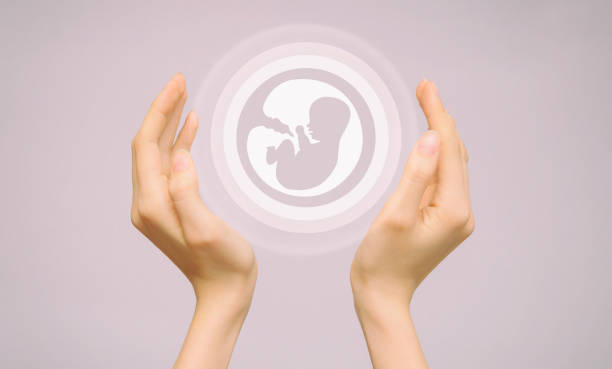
(351, 80), (474, 369)
(130, 74), (257, 369)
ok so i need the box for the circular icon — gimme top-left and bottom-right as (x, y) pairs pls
(193, 25), (419, 254)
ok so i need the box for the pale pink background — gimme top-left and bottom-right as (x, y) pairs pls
(1, 1), (611, 368)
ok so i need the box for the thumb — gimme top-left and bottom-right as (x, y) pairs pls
(393, 130), (440, 215)
(168, 149), (215, 244)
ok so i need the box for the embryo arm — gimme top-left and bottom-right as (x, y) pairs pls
(296, 125), (311, 150)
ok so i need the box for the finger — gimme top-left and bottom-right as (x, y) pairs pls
(173, 111), (199, 152)
(416, 79), (445, 122)
(159, 84), (187, 149)
(416, 80), (467, 210)
(168, 150), (216, 245)
(131, 141), (139, 195)
(460, 140), (469, 163)
(461, 139), (471, 204)
(419, 182), (437, 209)
(159, 91), (187, 175)
(130, 140), (141, 226)
(137, 73), (186, 143)
(387, 130), (440, 217)
(133, 74), (186, 194)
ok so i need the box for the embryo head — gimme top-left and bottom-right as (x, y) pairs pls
(307, 97), (350, 141)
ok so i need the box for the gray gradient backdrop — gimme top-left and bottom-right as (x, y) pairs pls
(1, 1), (611, 368)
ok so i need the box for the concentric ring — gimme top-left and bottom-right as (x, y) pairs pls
(192, 25), (419, 254)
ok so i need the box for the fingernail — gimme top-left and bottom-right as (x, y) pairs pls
(417, 130), (440, 156)
(172, 151), (190, 172)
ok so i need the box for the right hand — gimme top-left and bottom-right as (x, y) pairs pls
(350, 80), (474, 309)
(130, 74), (257, 309)
(349, 80), (474, 369)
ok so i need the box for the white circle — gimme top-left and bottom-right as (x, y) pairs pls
(222, 54), (389, 221)
(246, 78), (362, 197)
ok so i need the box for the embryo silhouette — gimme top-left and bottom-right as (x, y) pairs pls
(265, 97), (350, 190)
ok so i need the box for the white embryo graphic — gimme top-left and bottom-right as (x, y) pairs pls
(246, 79), (363, 197)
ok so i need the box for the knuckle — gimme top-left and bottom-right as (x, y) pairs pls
(131, 135), (143, 151)
(182, 214), (225, 248)
(464, 215), (476, 236)
(375, 212), (416, 233)
(444, 206), (472, 229)
(185, 227), (221, 249)
(168, 178), (197, 204)
(408, 166), (432, 184)
(168, 175), (190, 195)
(402, 161), (433, 187)
(130, 207), (143, 229)
(430, 110), (455, 126)
(136, 198), (163, 225)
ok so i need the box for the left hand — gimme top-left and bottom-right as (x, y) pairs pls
(130, 73), (257, 309)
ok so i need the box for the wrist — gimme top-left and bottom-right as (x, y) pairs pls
(350, 269), (416, 313)
(352, 290), (428, 369)
(352, 286), (413, 324)
(192, 270), (257, 320)
(194, 295), (251, 325)
(175, 276), (255, 369)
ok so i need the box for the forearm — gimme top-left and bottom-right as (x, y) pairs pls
(354, 291), (428, 369)
(174, 286), (253, 369)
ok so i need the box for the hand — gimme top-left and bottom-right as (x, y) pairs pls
(130, 74), (256, 369)
(295, 124), (310, 147)
(350, 80), (474, 369)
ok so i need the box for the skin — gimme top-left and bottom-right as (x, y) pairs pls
(350, 79), (474, 369)
(131, 75), (473, 369)
(130, 73), (257, 369)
